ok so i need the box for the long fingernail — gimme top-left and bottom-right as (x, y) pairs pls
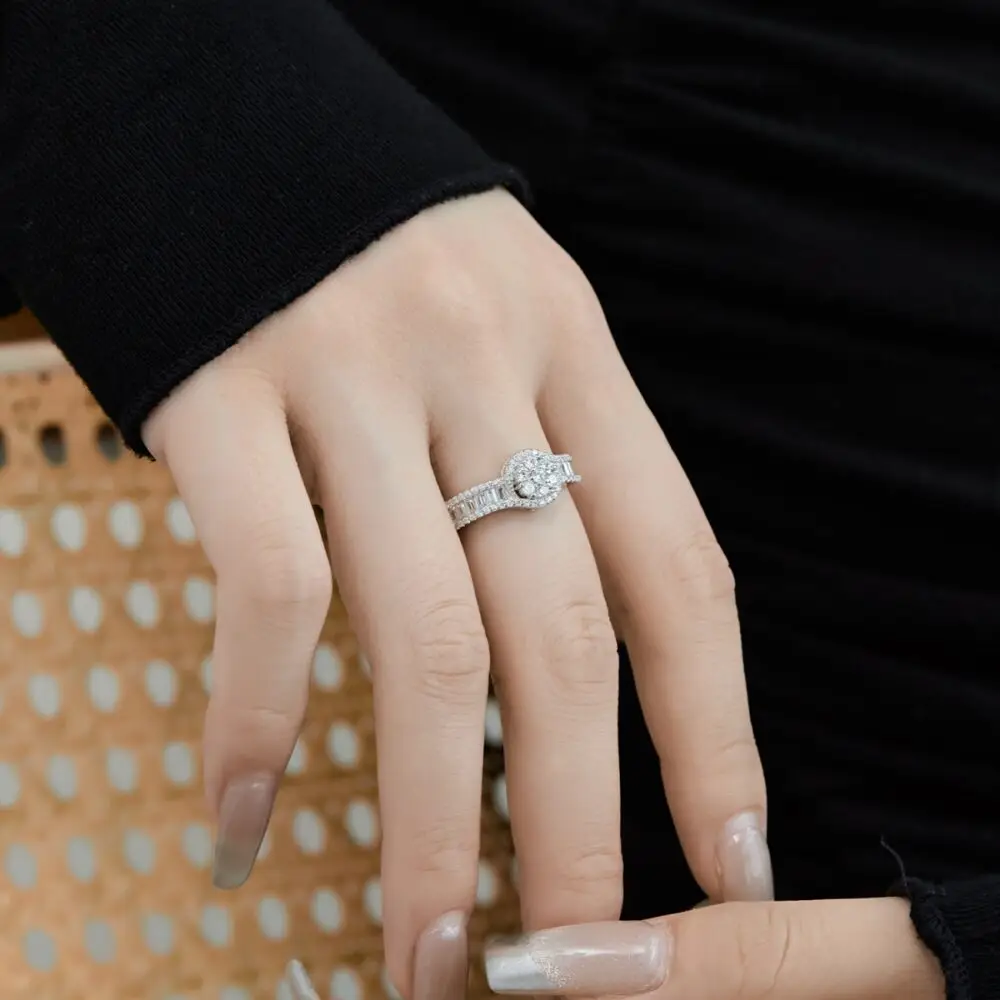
(414, 911), (468, 1000)
(485, 921), (671, 996)
(717, 810), (774, 901)
(287, 960), (320, 1000)
(212, 772), (277, 889)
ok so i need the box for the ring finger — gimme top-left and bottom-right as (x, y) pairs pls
(432, 398), (623, 933)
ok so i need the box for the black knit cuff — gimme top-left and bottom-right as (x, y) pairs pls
(0, 0), (527, 454)
(891, 875), (1000, 1000)
(0, 280), (21, 320)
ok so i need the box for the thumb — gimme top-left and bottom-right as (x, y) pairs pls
(485, 899), (945, 1000)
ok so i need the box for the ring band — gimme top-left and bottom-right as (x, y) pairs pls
(446, 449), (581, 531)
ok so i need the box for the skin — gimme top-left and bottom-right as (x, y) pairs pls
(143, 189), (768, 995)
(486, 898), (947, 1000)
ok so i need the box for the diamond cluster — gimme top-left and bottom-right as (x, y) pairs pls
(446, 450), (581, 530)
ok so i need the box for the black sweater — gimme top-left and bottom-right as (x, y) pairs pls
(1, 3), (997, 997)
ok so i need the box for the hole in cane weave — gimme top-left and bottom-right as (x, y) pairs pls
(183, 576), (215, 623)
(107, 747), (138, 793)
(108, 499), (144, 548)
(200, 655), (213, 693)
(492, 774), (509, 820)
(46, 754), (77, 800)
(88, 664), (120, 712)
(163, 742), (196, 785)
(362, 876), (382, 924)
(123, 828), (156, 873)
(326, 722), (359, 768)
(39, 424), (66, 465)
(330, 967), (363, 1000)
(51, 502), (87, 550)
(310, 888), (344, 933)
(258, 829), (273, 861)
(0, 762), (21, 807)
(125, 580), (160, 628)
(142, 913), (175, 955)
(285, 737), (307, 776)
(4, 843), (37, 888)
(182, 823), (213, 869)
(28, 673), (61, 718)
(485, 698), (503, 746)
(11, 590), (43, 637)
(292, 808), (327, 855)
(257, 897), (289, 940)
(476, 859), (499, 907)
(69, 585), (104, 632)
(66, 836), (97, 882)
(0, 508), (27, 556)
(96, 421), (122, 461)
(23, 928), (57, 971)
(344, 799), (379, 848)
(312, 643), (343, 691)
(145, 659), (178, 706)
(200, 904), (232, 947)
(84, 919), (116, 963)
(165, 496), (197, 543)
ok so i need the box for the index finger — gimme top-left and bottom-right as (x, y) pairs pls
(153, 369), (332, 888)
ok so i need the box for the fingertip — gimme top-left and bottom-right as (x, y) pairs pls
(211, 771), (279, 889)
(715, 810), (774, 902)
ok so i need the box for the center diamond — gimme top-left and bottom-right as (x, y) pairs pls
(509, 451), (561, 503)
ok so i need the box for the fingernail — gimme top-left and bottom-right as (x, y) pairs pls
(414, 911), (469, 1000)
(212, 772), (277, 890)
(716, 810), (774, 901)
(287, 960), (320, 1000)
(484, 921), (671, 996)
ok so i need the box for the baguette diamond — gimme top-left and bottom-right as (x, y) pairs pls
(445, 450), (581, 531)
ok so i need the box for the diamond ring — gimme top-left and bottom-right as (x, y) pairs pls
(446, 449), (581, 531)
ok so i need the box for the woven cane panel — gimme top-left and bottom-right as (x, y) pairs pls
(0, 359), (518, 1000)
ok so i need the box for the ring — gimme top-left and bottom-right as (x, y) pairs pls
(446, 449), (581, 531)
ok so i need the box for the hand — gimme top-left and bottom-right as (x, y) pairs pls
(143, 189), (769, 997)
(484, 898), (945, 1000)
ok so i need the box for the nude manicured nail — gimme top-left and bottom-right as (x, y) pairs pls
(287, 960), (320, 1000)
(717, 810), (774, 901)
(484, 921), (671, 996)
(212, 772), (277, 890)
(414, 911), (469, 1000)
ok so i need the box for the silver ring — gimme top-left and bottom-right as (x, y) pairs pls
(446, 449), (581, 531)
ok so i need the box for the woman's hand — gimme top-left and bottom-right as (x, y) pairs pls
(485, 897), (945, 1000)
(143, 189), (769, 996)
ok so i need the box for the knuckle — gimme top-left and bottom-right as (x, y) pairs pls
(406, 242), (501, 334)
(669, 528), (737, 606)
(236, 527), (332, 618)
(727, 905), (794, 1000)
(550, 840), (625, 905)
(404, 819), (481, 879)
(550, 257), (604, 326)
(540, 597), (619, 700)
(408, 598), (490, 703)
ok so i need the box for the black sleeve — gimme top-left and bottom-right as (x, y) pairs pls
(0, 0), (526, 453)
(894, 875), (1000, 1000)
(0, 278), (20, 318)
